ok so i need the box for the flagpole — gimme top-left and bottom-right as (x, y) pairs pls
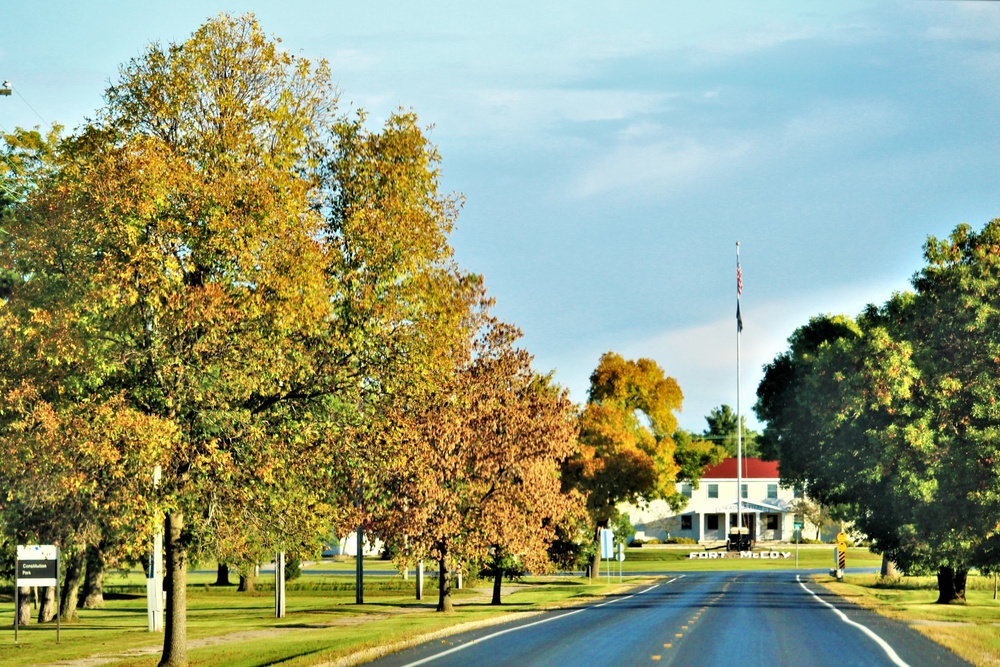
(736, 242), (743, 535)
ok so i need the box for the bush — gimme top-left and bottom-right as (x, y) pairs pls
(664, 537), (696, 545)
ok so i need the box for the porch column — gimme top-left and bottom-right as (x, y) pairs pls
(699, 512), (706, 544)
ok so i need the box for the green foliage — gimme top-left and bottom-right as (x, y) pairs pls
(568, 353), (688, 524)
(702, 404), (761, 459)
(609, 512), (635, 546)
(672, 428), (726, 484)
(755, 219), (1000, 603)
(547, 508), (596, 571)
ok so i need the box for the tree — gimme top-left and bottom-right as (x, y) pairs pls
(790, 498), (839, 541)
(753, 314), (859, 476)
(316, 108), (470, 580)
(0, 15), (340, 666)
(0, 391), (170, 621)
(702, 404), (760, 459)
(566, 352), (722, 578)
(755, 220), (1000, 604)
(377, 290), (581, 612)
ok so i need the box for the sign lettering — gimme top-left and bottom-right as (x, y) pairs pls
(16, 545), (59, 587)
(688, 551), (793, 560)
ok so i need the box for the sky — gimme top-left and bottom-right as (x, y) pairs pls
(2, 1), (999, 432)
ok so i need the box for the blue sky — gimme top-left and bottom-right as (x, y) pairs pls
(3, 1), (999, 431)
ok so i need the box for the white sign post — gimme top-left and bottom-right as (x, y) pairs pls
(600, 528), (614, 583)
(794, 521), (803, 570)
(275, 552), (286, 618)
(147, 465), (164, 632)
(16, 544), (60, 645)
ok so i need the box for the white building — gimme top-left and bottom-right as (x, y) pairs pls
(622, 458), (812, 545)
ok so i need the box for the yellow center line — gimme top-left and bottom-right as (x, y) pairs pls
(664, 643), (672, 648)
(652, 656), (661, 661)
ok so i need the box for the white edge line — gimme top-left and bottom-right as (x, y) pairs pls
(398, 606), (589, 667)
(796, 575), (911, 667)
(399, 577), (679, 667)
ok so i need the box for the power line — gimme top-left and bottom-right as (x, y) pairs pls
(14, 89), (48, 126)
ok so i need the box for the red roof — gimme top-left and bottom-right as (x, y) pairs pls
(702, 457), (779, 480)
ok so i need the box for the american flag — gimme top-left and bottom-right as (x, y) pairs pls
(736, 260), (743, 332)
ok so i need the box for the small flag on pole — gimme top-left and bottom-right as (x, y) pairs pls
(736, 259), (743, 332)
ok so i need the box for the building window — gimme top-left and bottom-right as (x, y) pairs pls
(741, 483), (748, 499)
(767, 484), (778, 499)
(708, 483), (718, 499)
(766, 514), (779, 530)
(706, 514), (719, 530)
(793, 486), (803, 499)
(681, 483), (693, 498)
(681, 515), (693, 531)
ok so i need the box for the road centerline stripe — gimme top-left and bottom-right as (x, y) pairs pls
(396, 579), (678, 667)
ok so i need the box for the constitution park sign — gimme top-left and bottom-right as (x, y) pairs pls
(15, 544), (60, 644)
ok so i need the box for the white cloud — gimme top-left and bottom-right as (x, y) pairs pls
(777, 100), (904, 152)
(619, 277), (912, 431)
(474, 88), (672, 126)
(566, 96), (905, 202)
(568, 136), (752, 200)
(922, 2), (1000, 42)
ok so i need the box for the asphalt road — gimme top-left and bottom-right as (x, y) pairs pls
(366, 571), (971, 667)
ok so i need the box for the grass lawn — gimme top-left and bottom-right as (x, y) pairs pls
(0, 571), (641, 667)
(0, 548), (888, 667)
(819, 572), (1000, 666)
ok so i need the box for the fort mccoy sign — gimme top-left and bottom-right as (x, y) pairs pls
(688, 550), (793, 560)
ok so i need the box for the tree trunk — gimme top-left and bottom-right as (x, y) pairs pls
(238, 570), (256, 593)
(879, 554), (899, 579)
(436, 557), (453, 613)
(589, 524), (604, 580)
(160, 511), (188, 667)
(213, 563), (231, 586)
(491, 568), (503, 605)
(81, 543), (106, 609)
(16, 587), (31, 626)
(37, 585), (56, 623)
(936, 566), (968, 604)
(60, 547), (87, 621)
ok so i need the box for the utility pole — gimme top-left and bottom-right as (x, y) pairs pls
(1, 80), (11, 96)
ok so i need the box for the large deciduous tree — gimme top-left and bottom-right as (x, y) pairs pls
(317, 109), (468, 556)
(377, 289), (581, 612)
(566, 352), (720, 578)
(756, 220), (1000, 604)
(1, 15), (338, 666)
